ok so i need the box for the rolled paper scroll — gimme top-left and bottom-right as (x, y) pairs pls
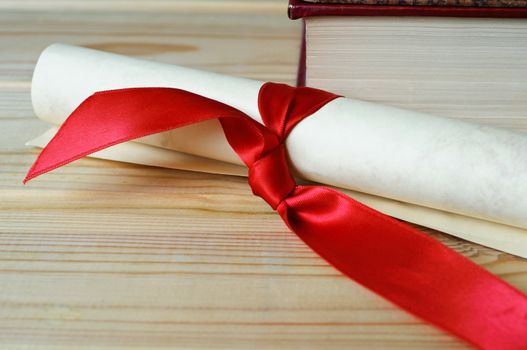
(29, 44), (527, 257)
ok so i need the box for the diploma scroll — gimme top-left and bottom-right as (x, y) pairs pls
(29, 44), (527, 257)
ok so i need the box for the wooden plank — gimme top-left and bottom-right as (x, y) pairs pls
(0, 1), (525, 349)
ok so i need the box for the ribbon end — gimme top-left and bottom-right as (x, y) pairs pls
(23, 161), (44, 184)
(23, 148), (69, 184)
(22, 173), (34, 184)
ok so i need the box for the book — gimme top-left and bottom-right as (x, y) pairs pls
(289, 0), (527, 131)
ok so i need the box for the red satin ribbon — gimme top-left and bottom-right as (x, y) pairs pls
(25, 83), (527, 349)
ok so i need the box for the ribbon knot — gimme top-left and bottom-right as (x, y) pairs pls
(248, 143), (296, 210)
(245, 83), (341, 210)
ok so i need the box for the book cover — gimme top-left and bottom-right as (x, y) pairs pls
(302, 0), (527, 7)
(289, 0), (527, 18)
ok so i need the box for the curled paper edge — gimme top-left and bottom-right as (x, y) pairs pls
(28, 127), (527, 259)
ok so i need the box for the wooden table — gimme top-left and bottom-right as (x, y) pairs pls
(1, 1), (525, 349)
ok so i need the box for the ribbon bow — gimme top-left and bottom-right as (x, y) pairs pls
(24, 83), (527, 349)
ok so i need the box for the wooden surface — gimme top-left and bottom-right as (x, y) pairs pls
(0, 1), (526, 349)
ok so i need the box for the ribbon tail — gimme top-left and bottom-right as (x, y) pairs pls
(24, 87), (255, 183)
(279, 185), (527, 350)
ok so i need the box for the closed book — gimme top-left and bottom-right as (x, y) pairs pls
(290, 0), (527, 131)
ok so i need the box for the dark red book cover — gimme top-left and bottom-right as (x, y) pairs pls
(289, 0), (527, 19)
(300, 0), (527, 7)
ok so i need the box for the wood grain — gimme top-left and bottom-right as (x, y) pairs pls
(0, 1), (525, 349)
